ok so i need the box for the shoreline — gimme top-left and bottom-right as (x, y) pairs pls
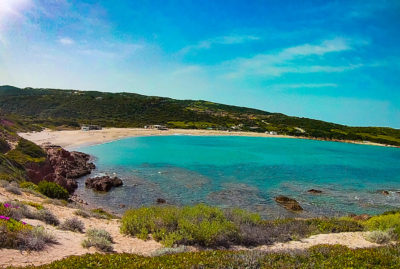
(18, 128), (397, 150)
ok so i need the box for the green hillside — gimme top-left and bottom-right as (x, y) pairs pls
(0, 85), (399, 146)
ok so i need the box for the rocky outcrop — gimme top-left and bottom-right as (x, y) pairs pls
(85, 176), (123, 192)
(275, 195), (303, 211)
(379, 190), (390, 195)
(307, 189), (323, 194)
(25, 145), (95, 193)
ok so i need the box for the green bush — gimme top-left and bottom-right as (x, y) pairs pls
(365, 230), (396, 244)
(121, 204), (239, 247)
(38, 181), (69, 200)
(15, 138), (46, 158)
(365, 213), (400, 239)
(82, 229), (113, 252)
(20, 181), (39, 191)
(91, 208), (118, 219)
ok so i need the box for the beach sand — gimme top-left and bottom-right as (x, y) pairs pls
(19, 128), (387, 150)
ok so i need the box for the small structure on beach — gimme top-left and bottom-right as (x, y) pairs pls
(144, 125), (168, 130)
(81, 125), (102, 131)
(266, 131), (278, 135)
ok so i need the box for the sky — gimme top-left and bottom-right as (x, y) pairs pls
(0, 0), (399, 128)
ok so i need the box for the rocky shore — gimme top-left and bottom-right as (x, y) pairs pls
(24, 145), (95, 193)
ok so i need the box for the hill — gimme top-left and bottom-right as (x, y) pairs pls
(0, 85), (399, 146)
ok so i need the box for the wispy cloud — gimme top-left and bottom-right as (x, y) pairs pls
(58, 37), (75, 45)
(222, 37), (362, 78)
(179, 34), (260, 54)
(271, 83), (338, 89)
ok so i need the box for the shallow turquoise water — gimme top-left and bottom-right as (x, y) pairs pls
(76, 135), (400, 218)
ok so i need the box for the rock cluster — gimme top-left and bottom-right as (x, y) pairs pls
(275, 195), (303, 211)
(85, 176), (123, 192)
(307, 189), (323, 194)
(25, 145), (95, 193)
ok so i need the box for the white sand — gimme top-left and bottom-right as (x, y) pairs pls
(19, 128), (387, 150)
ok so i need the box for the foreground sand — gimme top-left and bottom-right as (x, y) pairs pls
(0, 186), (383, 267)
(19, 128), (387, 150)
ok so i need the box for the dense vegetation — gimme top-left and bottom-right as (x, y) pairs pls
(19, 245), (400, 268)
(121, 204), (363, 247)
(37, 181), (69, 200)
(1, 85), (399, 146)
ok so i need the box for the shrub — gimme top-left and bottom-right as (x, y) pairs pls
(365, 230), (395, 244)
(5, 185), (22, 195)
(121, 204), (239, 247)
(0, 217), (32, 249)
(18, 245), (400, 269)
(0, 179), (9, 187)
(22, 201), (44, 210)
(16, 138), (46, 158)
(60, 217), (84, 233)
(43, 198), (68, 206)
(36, 209), (60, 226)
(91, 208), (117, 219)
(17, 226), (57, 251)
(20, 181), (39, 191)
(365, 213), (400, 239)
(74, 209), (91, 218)
(306, 217), (364, 233)
(38, 181), (69, 200)
(82, 229), (113, 252)
(151, 246), (189, 257)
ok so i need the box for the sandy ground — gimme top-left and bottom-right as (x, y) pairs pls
(0, 186), (384, 268)
(19, 128), (388, 150)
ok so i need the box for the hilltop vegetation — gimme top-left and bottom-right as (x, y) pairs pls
(0, 85), (399, 146)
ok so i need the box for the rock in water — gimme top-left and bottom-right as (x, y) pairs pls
(275, 195), (303, 211)
(85, 176), (123, 192)
(307, 189), (323, 194)
(156, 198), (166, 204)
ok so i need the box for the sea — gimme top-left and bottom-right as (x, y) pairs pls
(74, 135), (400, 219)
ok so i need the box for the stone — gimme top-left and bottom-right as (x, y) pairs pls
(156, 198), (166, 204)
(307, 189), (323, 194)
(275, 195), (303, 211)
(85, 176), (123, 192)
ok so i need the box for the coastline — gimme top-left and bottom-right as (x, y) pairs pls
(18, 128), (396, 150)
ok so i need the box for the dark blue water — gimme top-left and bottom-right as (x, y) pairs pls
(75, 136), (400, 218)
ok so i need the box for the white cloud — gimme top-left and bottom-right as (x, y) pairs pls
(180, 34), (260, 54)
(222, 37), (362, 78)
(271, 83), (338, 90)
(58, 37), (75, 45)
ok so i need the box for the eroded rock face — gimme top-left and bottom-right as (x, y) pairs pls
(275, 195), (303, 211)
(85, 176), (123, 192)
(25, 145), (95, 193)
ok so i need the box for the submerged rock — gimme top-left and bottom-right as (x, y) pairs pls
(156, 198), (166, 204)
(85, 176), (123, 192)
(379, 190), (390, 195)
(275, 195), (303, 211)
(307, 189), (323, 194)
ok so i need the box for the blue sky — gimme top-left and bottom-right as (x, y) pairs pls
(0, 0), (399, 128)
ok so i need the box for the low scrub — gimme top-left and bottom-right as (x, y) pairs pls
(20, 181), (39, 191)
(91, 208), (118, 219)
(20, 245), (400, 269)
(365, 230), (396, 244)
(60, 217), (84, 233)
(38, 181), (69, 200)
(0, 216), (56, 251)
(82, 229), (113, 252)
(5, 185), (22, 195)
(120, 205), (364, 248)
(365, 213), (400, 239)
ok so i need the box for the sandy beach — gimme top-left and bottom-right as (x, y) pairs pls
(19, 128), (292, 149)
(18, 128), (389, 150)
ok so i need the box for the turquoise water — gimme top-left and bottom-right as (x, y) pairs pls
(75, 135), (400, 218)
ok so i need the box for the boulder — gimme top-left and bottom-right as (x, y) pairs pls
(307, 189), (323, 194)
(275, 195), (303, 211)
(85, 176), (123, 192)
(379, 190), (390, 195)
